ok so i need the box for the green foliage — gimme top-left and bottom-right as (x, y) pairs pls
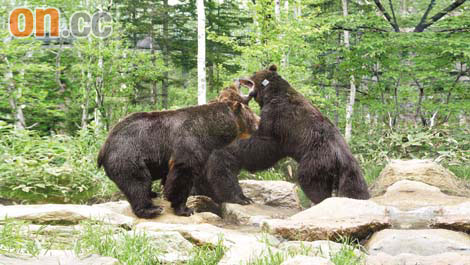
(73, 222), (163, 265)
(0, 220), (42, 256)
(0, 122), (115, 203)
(351, 126), (470, 165)
(187, 239), (226, 265)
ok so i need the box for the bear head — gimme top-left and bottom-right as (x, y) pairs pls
(217, 81), (260, 135)
(238, 65), (289, 107)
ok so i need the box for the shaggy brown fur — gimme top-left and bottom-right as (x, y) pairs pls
(97, 83), (258, 218)
(205, 65), (370, 204)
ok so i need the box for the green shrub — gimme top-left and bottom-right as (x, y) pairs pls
(0, 122), (115, 203)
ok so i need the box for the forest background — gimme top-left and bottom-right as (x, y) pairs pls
(1, 0), (469, 204)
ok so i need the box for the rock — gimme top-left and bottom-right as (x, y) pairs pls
(222, 203), (300, 226)
(186, 195), (221, 216)
(140, 231), (194, 263)
(279, 240), (363, 259)
(136, 222), (228, 246)
(240, 180), (302, 208)
(92, 201), (135, 217)
(370, 160), (468, 197)
(366, 252), (470, 265)
(0, 204), (134, 227)
(431, 201), (470, 233)
(135, 222), (280, 265)
(387, 206), (438, 229)
(388, 201), (470, 230)
(192, 212), (223, 223)
(372, 180), (469, 211)
(281, 256), (333, 265)
(0, 251), (120, 265)
(218, 239), (281, 265)
(365, 229), (470, 256)
(262, 198), (391, 241)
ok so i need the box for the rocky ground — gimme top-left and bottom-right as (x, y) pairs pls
(1, 159), (470, 265)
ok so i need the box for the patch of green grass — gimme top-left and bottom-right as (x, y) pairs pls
(0, 220), (41, 256)
(362, 162), (385, 185)
(240, 168), (288, 181)
(0, 219), (227, 265)
(330, 239), (365, 265)
(0, 219), (74, 256)
(448, 164), (470, 181)
(247, 238), (365, 265)
(73, 222), (163, 265)
(187, 239), (226, 265)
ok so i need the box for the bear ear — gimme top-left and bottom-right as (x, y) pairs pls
(269, 64), (278, 72)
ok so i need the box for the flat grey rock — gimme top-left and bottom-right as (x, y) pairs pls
(365, 229), (470, 256)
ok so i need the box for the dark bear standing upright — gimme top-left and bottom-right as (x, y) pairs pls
(205, 65), (370, 204)
(97, 82), (258, 218)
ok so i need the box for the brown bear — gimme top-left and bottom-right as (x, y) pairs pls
(204, 65), (370, 205)
(97, 81), (258, 218)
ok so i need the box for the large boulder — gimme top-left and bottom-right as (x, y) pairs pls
(239, 180), (302, 209)
(366, 252), (470, 265)
(365, 229), (470, 256)
(0, 251), (120, 265)
(262, 198), (392, 241)
(370, 160), (468, 197)
(431, 201), (470, 233)
(372, 180), (469, 211)
(222, 203), (300, 226)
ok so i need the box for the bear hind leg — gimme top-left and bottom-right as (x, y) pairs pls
(297, 156), (334, 205)
(117, 176), (163, 219)
(164, 163), (194, 216)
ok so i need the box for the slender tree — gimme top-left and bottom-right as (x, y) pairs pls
(197, 0), (207, 105)
(342, 0), (357, 142)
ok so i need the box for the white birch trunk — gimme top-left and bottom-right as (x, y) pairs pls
(4, 57), (26, 130)
(342, 0), (356, 143)
(275, 0), (281, 20)
(459, 112), (467, 127)
(197, 0), (206, 105)
(94, 39), (103, 130)
(295, 0), (302, 18)
(430, 111), (438, 128)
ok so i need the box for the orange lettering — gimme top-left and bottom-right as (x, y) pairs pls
(36, 8), (60, 37)
(9, 8), (34, 37)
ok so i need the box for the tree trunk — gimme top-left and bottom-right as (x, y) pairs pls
(4, 57), (26, 130)
(342, 0), (356, 143)
(79, 50), (92, 130)
(275, 0), (281, 20)
(81, 70), (91, 130)
(162, 0), (169, 109)
(459, 112), (467, 128)
(294, 0), (302, 18)
(149, 28), (158, 106)
(94, 39), (105, 131)
(197, 0), (207, 105)
(56, 38), (68, 132)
